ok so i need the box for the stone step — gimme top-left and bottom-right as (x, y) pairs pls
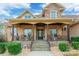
(32, 44), (49, 48)
(33, 40), (48, 43)
(32, 44), (49, 46)
(32, 44), (49, 47)
(33, 42), (48, 44)
(32, 48), (49, 51)
(32, 46), (49, 48)
(31, 40), (49, 51)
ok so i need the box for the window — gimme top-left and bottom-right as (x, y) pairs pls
(50, 29), (57, 40)
(25, 15), (31, 19)
(50, 10), (57, 19)
(11, 28), (17, 36)
(24, 29), (32, 36)
(63, 25), (67, 32)
(24, 29), (32, 40)
(50, 29), (57, 37)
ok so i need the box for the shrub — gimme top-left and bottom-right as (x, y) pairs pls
(59, 42), (68, 52)
(71, 37), (79, 42)
(7, 42), (22, 55)
(72, 42), (79, 49)
(0, 34), (6, 42)
(0, 43), (6, 54)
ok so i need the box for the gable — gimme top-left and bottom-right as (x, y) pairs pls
(42, 3), (65, 18)
(17, 10), (36, 19)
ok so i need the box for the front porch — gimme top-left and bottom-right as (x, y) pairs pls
(5, 19), (73, 42)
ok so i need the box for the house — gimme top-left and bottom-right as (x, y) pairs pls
(5, 3), (74, 42)
(62, 15), (79, 37)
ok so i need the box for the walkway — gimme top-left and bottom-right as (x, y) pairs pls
(27, 51), (53, 56)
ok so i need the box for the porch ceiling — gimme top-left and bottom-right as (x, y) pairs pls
(9, 18), (74, 25)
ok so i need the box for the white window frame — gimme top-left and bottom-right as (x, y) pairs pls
(50, 10), (57, 19)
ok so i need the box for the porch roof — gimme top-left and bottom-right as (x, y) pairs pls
(9, 18), (74, 25)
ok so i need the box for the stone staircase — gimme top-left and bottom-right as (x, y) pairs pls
(31, 40), (50, 51)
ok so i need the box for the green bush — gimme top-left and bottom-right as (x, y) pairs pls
(72, 42), (79, 49)
(0, 43), (6, 54)
(71, 37), (79, 42)
(59, 42), (68, 52)
(7, 42), (22, 55)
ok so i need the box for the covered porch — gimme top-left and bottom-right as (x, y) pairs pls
(6, 19), (73, 42)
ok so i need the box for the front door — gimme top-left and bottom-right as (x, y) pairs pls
(36, 29), (44, 40)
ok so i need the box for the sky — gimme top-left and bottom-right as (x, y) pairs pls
(0, 3), (79, 22)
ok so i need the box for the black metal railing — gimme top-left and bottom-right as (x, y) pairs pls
(47, 39), (51, 51)
(30, 40), (34, 51)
